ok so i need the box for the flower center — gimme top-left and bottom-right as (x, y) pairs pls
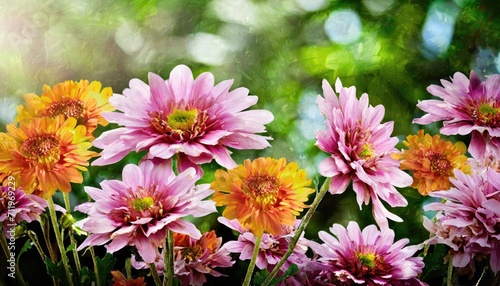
(21, 134), (61, 165)
(358, 143), (376, 160)
(180, 245), (203, 262)
(357, 252), (376, 269)
(469, 101), (500, 127)
(167, 108), (198, 131)
(425, 151), (452, 175)
(46, 99), (85, 120)
(132, 197), (154, 211)
(243, 175), (280, 207)
(149, 108), (208, 142)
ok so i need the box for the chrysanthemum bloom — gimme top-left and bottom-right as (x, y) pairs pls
(315, 78), (412, 229)
(308, 221), (425, 285)
(75, 160), (216, 263)
(0, 116), (96, 197)
(0, 185), (47, 238)
(423, 168), (500, 273)
(110, 270), (146, 286)
(413, 71), (500, 159)
(132, 230), (234, 286)
(91, 64), (273, 174)
(16, 80), (114, 137)
(396, 129), (470, 195)
(211, 157), (314, 236)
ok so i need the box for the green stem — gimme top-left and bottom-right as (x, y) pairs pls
(48, 197), (74, 286)
(62, 192), (81, 272)
(40, 215), (57, 261)
(0, 225), (27, 285)
(242, 234), (263, 286)
(27, 230), (47, 261)
(125, 257), (132, 279)
(262, 177), (331, 286)
(163, 229), (175, 286)
(149, 263), (162, 286)
(447, 258), (453, 286)
(90, 246), (100, 286)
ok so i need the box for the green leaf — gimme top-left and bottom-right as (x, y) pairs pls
(253, 264), (299, 286)
(95, 253), (117, 286)
(45, 257), (70, 286)
(16, 239), (33, 260)
(65, 243), (76, 253)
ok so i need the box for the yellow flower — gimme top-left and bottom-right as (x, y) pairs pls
(211, 157), (314, 236)
(16, 80), (114, 137)
(0, 115), (97, 198)
(396, 130), (470, 195)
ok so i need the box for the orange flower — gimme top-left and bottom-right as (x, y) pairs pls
(16, 80), (114, 137)
(111, 271), (146, 286)
(211, 157), (314, 236)
(396, 130), (470, 195)
(0, 116), (97, 198)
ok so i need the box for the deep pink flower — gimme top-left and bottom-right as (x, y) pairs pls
(413, 71), (500, 158)
(92, 64), (273, 174)
(315, 78), (412, 229)
(0, 184), (47, 238)
(307, 221), (425, 285)
(75, 159), (216, 263)
(423, 168), (500, 273)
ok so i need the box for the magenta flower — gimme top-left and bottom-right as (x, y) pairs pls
(0, 184), (47, 238)
(75, 159), (216, 263)
(315, 78), (412, 229)
(92, 64), (273, 174)
(132, 230), (234, 286)
(423, 168), (500, 273)
(307, 221), (425, 285)
(413, 71), (500, 158)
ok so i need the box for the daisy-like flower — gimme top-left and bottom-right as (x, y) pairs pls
(308, 221), (425, 285)
(423, 168), (500, 273)
(132, 230), (234, 286)
(315, 78), (412, 229)
(218, 217), (309, 275)
(75, 159), (216, 263)
(0, 184), (47, 238)
(396, 129), (470, 195)
(211, 157), (314, 236)
(0, 116), (96, 198)
(16, 80), (114, 137)
(91, 64), (273, 174)
(413, 71), (500, 158)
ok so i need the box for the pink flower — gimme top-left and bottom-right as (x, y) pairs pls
(307, 221), (425, 285)
(315, 78), (412, 229)
(75, 159), (216, 263)
(92, 64), (273, 174)
(218, 217), (309, 284)
(131, 230), (234, 286)
(0, 184), (47, 239)
(423, 168), (500, 273)
(413, 71), (500, 158)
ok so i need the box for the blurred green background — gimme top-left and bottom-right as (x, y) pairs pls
(1, 0), (499, 284)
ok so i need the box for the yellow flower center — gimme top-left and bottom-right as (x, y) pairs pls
(470, 102), (500, 127)
(46, 99), (85, 120)
(357, 252), (376, 269)
(243, 175), (280, 206)
(425, 151), (452, 175)
(132, 197), (154, 211)
(21, 134), (61, 165)
(167, 108), (198, 132)
(180, 245), (203, 262)
(358, 143), (376, 160)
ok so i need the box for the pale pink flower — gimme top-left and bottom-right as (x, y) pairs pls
(413, 71), (500, 158)
(75, 159), (216, 263)
(315, 78), (412, 229)
(308, 221), (425, 285)
(92, 65), (273, 175)
(423, 168), (500, 273)
(0, 184), (47, 238)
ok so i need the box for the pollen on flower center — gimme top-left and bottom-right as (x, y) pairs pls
(243, 175), (280, 206)
(470, 102), (500, 127)
(181, 245), (203, 262)
(21, 134), (61, 165)
(358, 143), (376, 160)
(357, 252), (377, 269)
(149, 108), (207, 142)
(167, 108), (198, 131)
(46, 99), (85, 120)
(132, 197), (154, 211)
(425, 151), (452, 175)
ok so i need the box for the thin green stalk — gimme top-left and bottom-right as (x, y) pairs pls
(90, 246), (100, 286)
(40, 215), (57, 261)
(125, 257), (132, 279)
(262, 177), (331, 286)
(149, 262), (162, 286)
(48, 197), (74, 286)
(447, 258), (453, 286)
(163, 229), (175, 286)
(0, 225), (27, 285)
(62, 192), (81, 272)
(27, 230), (47, 261)
(242, 234), (263, 286)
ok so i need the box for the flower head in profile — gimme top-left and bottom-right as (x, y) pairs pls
(91, 65), (273, 175)
(423, 168), (500, 273)
(0, 116), (96, 198)
(315, 78), (412, 229)
(132, 230), (234, 286)
(75, 160), (216, 263)
(396, 130), (470, 195)
(211, 157), (314, 236)
(308, 221), (425, 285)
(16, 80), (114, 137)
(413, 71), (500, 158)
(0, 184), (47, 238)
